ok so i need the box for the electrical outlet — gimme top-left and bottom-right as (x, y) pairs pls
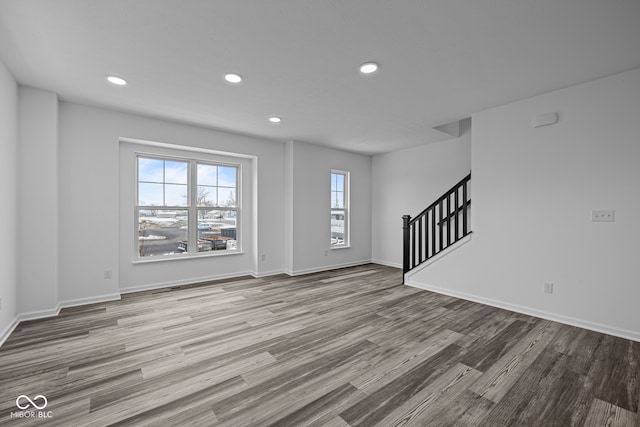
(591, 210), (615, 222)
(543, 282), (554, 294)
(104, 269), (112, 280)
(324, 250), (328, 256)
(261, 254), (266, 261)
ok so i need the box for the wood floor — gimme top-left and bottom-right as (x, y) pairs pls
(0, 264), (638, 426)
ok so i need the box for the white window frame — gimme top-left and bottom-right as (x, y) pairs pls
(135, 152), (241, 261)
(330, 169), (350, 248)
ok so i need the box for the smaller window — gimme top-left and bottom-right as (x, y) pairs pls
(331, 170), (349, 247)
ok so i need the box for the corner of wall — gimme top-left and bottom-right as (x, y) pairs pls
(0, 58), (19, 347)
(17, 86), (60, 315)
(284, 141), (294, 273)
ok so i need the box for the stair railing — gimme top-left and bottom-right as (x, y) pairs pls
(402, 173), (471, 279)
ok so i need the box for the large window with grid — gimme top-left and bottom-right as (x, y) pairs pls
(330, 170), (349, 247)
(136, 154), (239, 259)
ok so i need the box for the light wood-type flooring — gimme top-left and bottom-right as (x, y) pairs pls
(0, 264), (638, 426)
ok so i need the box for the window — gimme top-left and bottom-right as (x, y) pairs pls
(330, 170), (349, 247)
(136, 155), (239, 259)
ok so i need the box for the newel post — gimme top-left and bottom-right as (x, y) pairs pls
(402, 215), (411, 282)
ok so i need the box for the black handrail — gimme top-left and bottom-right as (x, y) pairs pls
(408, 174), (471, 226)
(403, 173), (471, 279)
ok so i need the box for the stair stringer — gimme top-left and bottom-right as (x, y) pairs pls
(403, 232), (473, 283)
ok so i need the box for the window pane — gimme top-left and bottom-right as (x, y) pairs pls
(198, 209), (238, 251)
(138, 183), (163, 206)
(218, 188), (236, 207)
(335, 174), (344, 191)
(165, 184), (188, 206)
(138, 209), (188, 257)
(138, 158), (164, 182)
(165, 161), (188, 184)
(197, 164), (217, 186)
(331, 191), (344, 208)
(197, 186), (217, 207)
(331, 209), (345, 246)
(331, 174), (337, 191)
(198, 209), (237, 228)
(218, 166), (237, 187)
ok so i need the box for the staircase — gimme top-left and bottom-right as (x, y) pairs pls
(402, 173), (471, 281)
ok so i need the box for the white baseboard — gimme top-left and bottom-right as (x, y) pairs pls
(405, 280), (640, 343)
(58, 293), (122, 310)
(371, 258), (402, 269)
(0, 315), (20, 348)
(15, 293), (124, 324)
(17, 306), (61, 323)
(251, 269), (286, 278)
(285, 260), (373, 276)
(118, 261), (379, 294)
(0, 292), (124, 348)
(120, 271), (254, 294)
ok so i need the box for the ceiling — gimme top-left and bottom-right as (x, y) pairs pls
(1, 0), (639, 155)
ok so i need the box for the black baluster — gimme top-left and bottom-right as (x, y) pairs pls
(402, 215), (411, 278)
(462, 179), (468, 235)
(411, 219), (416, 269)
(438, 200), (443, 252)
(418, 216), (423, 263)
(431, 207), (436, 259)
(454, 187), (459, 241)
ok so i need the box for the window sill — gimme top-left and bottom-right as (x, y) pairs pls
(133, 250), (243, 264)
(330, 245), (351, 250)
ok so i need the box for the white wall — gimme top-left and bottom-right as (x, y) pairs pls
(18, 87), (59, 315)
(58, 103), (286, 300)
(10, 99), (373, 322)
(371, 121), (472, 267)
(0, 60), (18, 343)
(409, 68), (640, 340)
(287, 141), (372, 274)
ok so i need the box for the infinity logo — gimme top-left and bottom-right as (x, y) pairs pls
(15, 395), (48, 410)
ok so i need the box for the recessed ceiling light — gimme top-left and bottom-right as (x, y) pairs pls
(359, 62), (379, 74)
(269, 116), (282, 123)
(224, 73), (243, 83)
(106, 75), (127, 85)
